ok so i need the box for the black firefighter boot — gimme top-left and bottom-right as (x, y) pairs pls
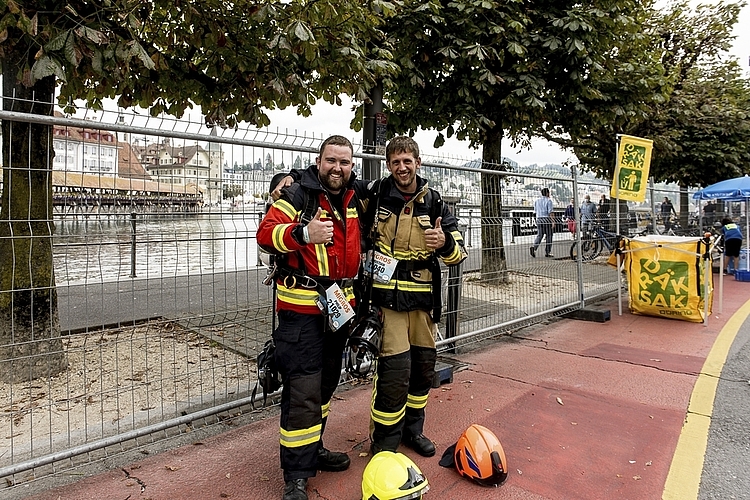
(282, 478), (307, 500)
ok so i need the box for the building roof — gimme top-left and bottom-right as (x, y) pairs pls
(117, 142), (151, 180)
(51, 171), (200, 195)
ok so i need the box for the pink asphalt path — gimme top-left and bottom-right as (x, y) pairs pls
(24, 278), (750, 500)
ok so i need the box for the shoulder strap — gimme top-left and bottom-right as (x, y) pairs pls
(282, 183), (318, 224)
(426, 187), (443, 227)
(300, 187), (317, 224)
(363, 179), (384, 241)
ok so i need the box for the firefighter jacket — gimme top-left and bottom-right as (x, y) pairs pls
(257, 165), (363, 315)
(367, 175), (468, 314)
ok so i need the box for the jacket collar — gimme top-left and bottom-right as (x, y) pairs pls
(383, 174), (429, 202)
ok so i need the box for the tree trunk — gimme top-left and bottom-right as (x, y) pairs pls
(679, 184), (689, 229)
(480, 125), (509, 284)
(0, 49), (67, 382)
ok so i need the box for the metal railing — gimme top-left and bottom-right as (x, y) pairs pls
(0, 101), (683, 489)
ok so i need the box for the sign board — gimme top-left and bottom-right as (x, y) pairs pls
(611, 135), (653, 202)
(511, 210), (567, 237)
(375, 112), (387, 156)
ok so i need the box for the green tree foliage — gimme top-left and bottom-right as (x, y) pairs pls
(546, 1), (750, 188)
(2, 0), (397, 126)
(223, 184), (244, 200)
(0, 0), (398, 381)
(378, 0), (647, 282)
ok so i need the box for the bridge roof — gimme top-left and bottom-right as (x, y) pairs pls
(51, 171), (201, 195)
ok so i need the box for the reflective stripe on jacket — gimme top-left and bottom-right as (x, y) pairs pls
(368, 176), (467, 313)
(257, 165), (362, 314)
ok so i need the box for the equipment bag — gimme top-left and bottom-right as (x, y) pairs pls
(251, 338), (282, 409)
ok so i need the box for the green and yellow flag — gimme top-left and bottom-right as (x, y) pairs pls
(611, 135), (653, 202)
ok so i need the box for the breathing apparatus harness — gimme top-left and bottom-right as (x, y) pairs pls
(345, 180), (385, 378)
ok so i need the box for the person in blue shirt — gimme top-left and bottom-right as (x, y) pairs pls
(530, 187), (554, 258)
(721, 217), (743, 274)
(580, 195), (597, 231)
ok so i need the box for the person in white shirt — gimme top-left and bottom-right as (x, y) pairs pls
(530, 187), (554, 258)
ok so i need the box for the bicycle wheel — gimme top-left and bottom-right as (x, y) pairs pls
(570, 237), (600, 261)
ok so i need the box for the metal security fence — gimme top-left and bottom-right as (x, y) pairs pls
(0, 101), (633, 489)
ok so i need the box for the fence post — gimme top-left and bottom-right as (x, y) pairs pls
(571, 165), (585, 308)
(130, 212), (137, 278)
(442, 196), (463, 353)
(467, 210), (473, 247)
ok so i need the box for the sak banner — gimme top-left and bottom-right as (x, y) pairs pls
(611, 135), (653, 202)
(621, 235), (712, 323)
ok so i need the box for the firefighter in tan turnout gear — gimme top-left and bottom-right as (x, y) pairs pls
(367, 136), (468, 457)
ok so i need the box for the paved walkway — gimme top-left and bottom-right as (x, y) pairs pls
(16, 278), (750, 500)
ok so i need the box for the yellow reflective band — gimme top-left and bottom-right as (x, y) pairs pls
(370, 367), (406, 426)
(371, 404), (406, 426)
(341, 287), (355, 301)
(406, 393), (429, 409)
(315, 243), (329, 276)
(276, 199), (296, 220)
(394, 281), (432, 292)
(276, 286), (319, 306)
(442, 246), (463, 265)
(373, 281), (396, 290)
(392, 249), (431, 261)
(375, 243), (395, 258)
(272, 224), (295, 253)
(321, 401), (331, 419)
(347, 207), (359, 218)
(279, 423), (322, 448)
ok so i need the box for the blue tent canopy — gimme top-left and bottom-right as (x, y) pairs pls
(693, 175), (749, 272)
(692, 175), (750, 201)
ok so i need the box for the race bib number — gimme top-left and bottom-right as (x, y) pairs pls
(325, 283), (355, 331)
(364, 251), (399, 284)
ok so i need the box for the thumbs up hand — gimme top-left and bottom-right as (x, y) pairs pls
(424, 216), (445, 250)
(306, 207), (334, 245)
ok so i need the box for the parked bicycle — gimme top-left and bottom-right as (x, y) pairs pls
(570, 222), (621, 261)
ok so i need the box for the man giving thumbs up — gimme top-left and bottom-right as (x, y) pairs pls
(365, 136), (468, 458)
(257, 135), (367, 500)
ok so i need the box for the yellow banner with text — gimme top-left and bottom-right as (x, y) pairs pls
(611, 135), (653, 202)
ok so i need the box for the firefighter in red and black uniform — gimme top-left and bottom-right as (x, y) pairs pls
(367, 136), (468, 457)
(257, 135), (365, 500)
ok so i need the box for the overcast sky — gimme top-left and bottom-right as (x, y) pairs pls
(263, 2), (750, 167)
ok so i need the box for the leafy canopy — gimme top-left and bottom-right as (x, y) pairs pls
(544, 1), (750, 186)
(1, 0), (398, 126)
(379, 0), (648, 157)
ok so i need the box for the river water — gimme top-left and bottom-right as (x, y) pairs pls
(53, 211), (264, 285)
(52, 207), (488, 286)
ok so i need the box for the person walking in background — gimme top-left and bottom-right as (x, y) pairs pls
(564, 198), (576, 239)
(598, 194), (611, 230)
(703, 200), (716, 227)
(258, 135), (363, 500)
(365, 136), (468, 458)
(530, 187), (554, 258)
(661, 197), (676, 232)
(616, 198), (630, 233)
(721, 217), (743, 275)
(580, 195), (597, 232)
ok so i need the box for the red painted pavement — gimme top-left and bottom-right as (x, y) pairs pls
(22, 278), (750, 500)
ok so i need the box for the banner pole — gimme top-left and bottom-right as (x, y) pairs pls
(614, 135), (623, 316)
(703, 238), (710, 326)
